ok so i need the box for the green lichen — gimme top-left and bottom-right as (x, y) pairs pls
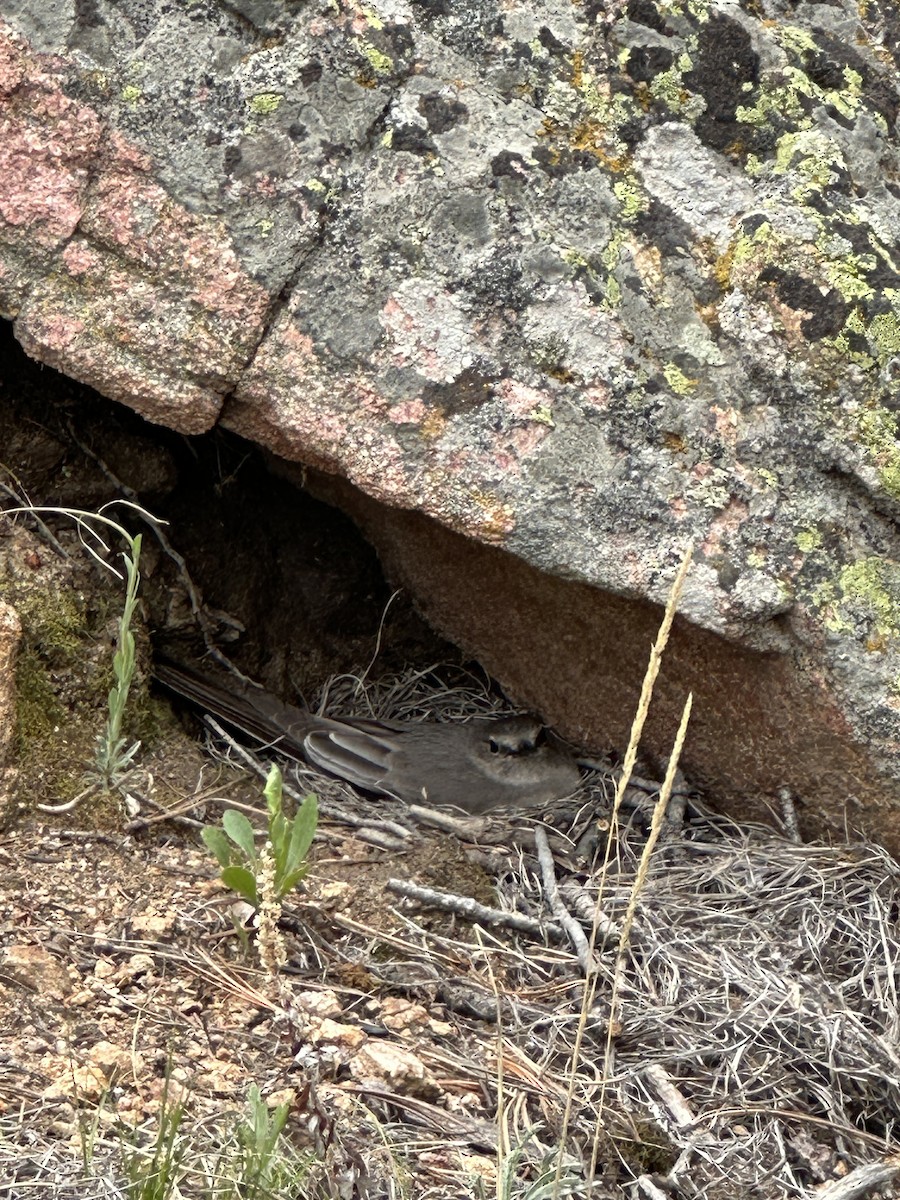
(868, 313), (900, 362)
(120, 85), (142, 105)
(649, 62), (691, 113)
(577, 78), (639, 141)
(857, 407), (900, 500)
(831, 67), (864, 120)
(562, 248), (589, 269)
(822, 255), (876, 303)
(737, 22), (864, 139)
(356, 39), (393, 75)
(828, 307), (876, 367)
(736, 74), (810, 130)
(756, 468), (778, 489)
(530, 405), (555, 426)
(663, 363), (698, 394)
(774, 24), (820, 56)
(592, 251), (621, 305)
(248, 92), (283, 116)
(773, 26), (864, 119)
(796, 528), (822, 553)
(830, 557), (900, 644)
(773, 130), (846, 201)
(719, 222), (775, 287)
(601, 228), (627, 273)
(829, 331), (874, 370)
(613, 179), (645, 222)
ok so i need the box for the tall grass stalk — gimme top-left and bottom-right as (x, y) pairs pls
(551, 543), (694, 1200)
(94, 530), (142, 783)
(2, 500), (161, 785)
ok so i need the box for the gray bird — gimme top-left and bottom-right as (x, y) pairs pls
(155, 661), (580, 814)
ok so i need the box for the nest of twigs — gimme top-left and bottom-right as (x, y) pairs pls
(192, 660), (900, 1199)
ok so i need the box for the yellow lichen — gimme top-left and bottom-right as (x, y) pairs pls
(795, 528), (822, 553)
(248, 92), (283, 116)
(663, 363), (698, 394)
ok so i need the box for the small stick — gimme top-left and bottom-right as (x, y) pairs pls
(387, 877), (565, 942)
(36, 783), (99, 815)
(557, 879), (620, 942)
(635, 1177), (670, 1200)
(407, 804), (482, 836)
(0, 480), (68, 556)
(534, 826), (596, 975)
(816, 1160), (900, 1200)
(642, 1063), (696, 1129)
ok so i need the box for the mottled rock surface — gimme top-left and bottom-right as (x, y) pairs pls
(1, 1), (899, 837)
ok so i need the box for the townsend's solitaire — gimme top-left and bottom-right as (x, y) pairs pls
(156, 661), (580, 813)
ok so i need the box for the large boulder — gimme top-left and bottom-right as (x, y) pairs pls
(1, 1), (898, 842)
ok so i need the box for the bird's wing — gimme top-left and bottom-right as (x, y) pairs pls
(303, 723), (399, 792)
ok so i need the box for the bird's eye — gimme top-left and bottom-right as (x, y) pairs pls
(488, 738), (501, 754)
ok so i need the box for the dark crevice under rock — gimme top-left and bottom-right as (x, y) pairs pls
(0, 318), (453, 702)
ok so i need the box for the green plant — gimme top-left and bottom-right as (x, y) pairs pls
(202, 1080), (319, 1200)
(202, 765), (318, 907)
(2, 500), (155, 786)
(94, 530), (142, 784)
(75, 1083), (107, 1176)
(71, 1078), (319, 1200)
(120, 1068), (187, 1200)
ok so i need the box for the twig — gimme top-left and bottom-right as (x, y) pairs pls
(0, 479), (68, 556)
(557, 879), (621, 942)
(64, 421), (247, 675)
(635, 1177), (669, 1200)
(407, 804), (482, 836)
(35, 783), (99, 815)
(534, 826), (596, 975)
(124, 790), (206, 831)
(663, 768), (689, 832)
(815, 1159), (900, 1199)
(642, 1064), (696, 1129)
(387, 878), (565, 942)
